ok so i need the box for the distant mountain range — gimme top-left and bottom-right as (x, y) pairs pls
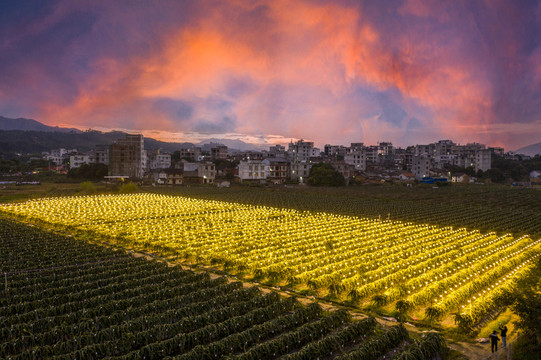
(196, 138), (265, 152)
(4, 115), (537, 157)
(0, 116), (82, 133)
(515, 142), (541, 157)
(0, 116), (262, 154)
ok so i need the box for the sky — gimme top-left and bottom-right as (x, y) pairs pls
(1, 0), (540, 150)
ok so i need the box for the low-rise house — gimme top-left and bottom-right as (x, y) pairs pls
(530, 170), (541, 178)
(182, 161), (216, 184)
(530, 170), (541, 187)
(452, 173), (469, 183)
(156, 168), (183, 185)
(198, 162), (216, 184)
(398, 171), (415, 182)
(216, 180), (231, 188)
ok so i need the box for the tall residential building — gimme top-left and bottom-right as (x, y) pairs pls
(344, 146), (366, 171)
(211, 145), (228, 160)
(290, 161), (311, 183)
(394, 148), (413, 169)
(179, 147), (202, 161)
(415, 144), (437, 157)
(109, 134), (145, 179)
(377, 142), (394, 166)
(324, 144), (347, 158)
(289, 139), (314, 162)
(413, 140), (493, 174)
(262, 158), (289, 184)
(412, 155), (431, 180)
(451, 143), (491, 172)
(435, 140), (455, 157)
(489, 147), (504, 157)
(474, 149), (492, 172)
(269, 144), (286, 157)
(94, 145), (109, 165)
(364, 146), (379, 163)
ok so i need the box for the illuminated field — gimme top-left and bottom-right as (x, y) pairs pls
(2, 193), (540, 329)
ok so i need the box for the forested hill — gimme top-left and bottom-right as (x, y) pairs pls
(0, 115), (81, 133)
(0, 129), (194, 154)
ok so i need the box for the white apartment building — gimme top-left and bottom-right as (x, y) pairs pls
(46, 154), (64, 166)
(238, 160), (267, 182)
(148, 151), (171, 170)
(43, 148), (76, 166)
(69, 154), (94, 169)
(344, 150), (366, 170)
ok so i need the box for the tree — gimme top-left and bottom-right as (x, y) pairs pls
(214, 159), (238, 170)
(307, 163), (345, 186)
(491, 156), (530, 182)
(510, 164), (529, 181)
(465, 166), (476, 177)
(484, 168), (505, 183)
(68, 164), (108, 180)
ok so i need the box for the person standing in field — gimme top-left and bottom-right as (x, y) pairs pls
(489, 330), (500, 353)
(499, 324), (508, 348)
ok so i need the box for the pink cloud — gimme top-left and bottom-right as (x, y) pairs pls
(24, 0), (540, 150)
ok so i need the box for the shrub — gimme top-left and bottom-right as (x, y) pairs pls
(119, 182), (139, 194)
(79, 181), (97, 194)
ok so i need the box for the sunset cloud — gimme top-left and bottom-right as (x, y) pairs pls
(0, 0), (539, 150)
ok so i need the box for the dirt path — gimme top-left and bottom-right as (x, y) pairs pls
(449, 340), (514, 360)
